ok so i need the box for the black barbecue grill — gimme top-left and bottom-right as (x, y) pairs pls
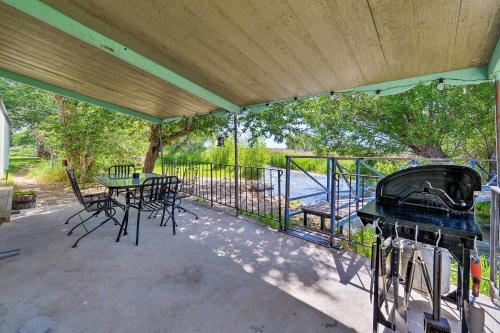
(357, 165), (483, 333)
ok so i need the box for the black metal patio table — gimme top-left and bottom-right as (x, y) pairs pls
(95, 173), (161, 243)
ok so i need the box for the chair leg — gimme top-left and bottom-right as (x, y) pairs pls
(136, 210), (141, 246)
(72, 217), (112, 248)
(68, 211), (99, 235)
(65, 208), (85, 224)
(176, 205), (199, 220)
(171, 203), (176, 235)
(116, 207), (129, 242)
(160, 207), (166, 226)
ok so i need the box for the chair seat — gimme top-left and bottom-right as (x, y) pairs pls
(83, 192), (123, 212)
(129, 200), (170, 212)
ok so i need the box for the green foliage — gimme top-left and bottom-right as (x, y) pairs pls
(8, 155), (40, 173)
(203, 140), (270, 168)
(347, 227), (376, 257)
(241, 82), (495, 160)
(450, 255), (491, 296)
(474, 201), (490, 220)
(27, 160), (67, 184)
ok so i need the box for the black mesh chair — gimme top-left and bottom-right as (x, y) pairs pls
(109, 164), (135, 177)
(116, 176), (179, 246)
(66, 168), (123, 248)
(108, 164), (136, 196)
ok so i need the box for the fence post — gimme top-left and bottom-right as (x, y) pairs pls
(355, 159), (361, 211)
(278, 170), (283, 231)
(329, 158), (338, 248)
(210, 163), (214, 207)
(233, 114), (240, 215)
(491, 189), (500, 300)
(284, 156), (291, 231)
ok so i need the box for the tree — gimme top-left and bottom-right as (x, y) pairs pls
(0, 78), (58, 157)
(241, 82), (495, 159)
(142, 114), (231, 172)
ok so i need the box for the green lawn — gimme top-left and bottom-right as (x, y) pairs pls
(8, 156), (40, 173)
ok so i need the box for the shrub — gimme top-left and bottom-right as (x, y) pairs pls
(27, 160), (67, 184)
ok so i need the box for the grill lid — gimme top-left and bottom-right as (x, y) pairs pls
(376, 165), (481, 213)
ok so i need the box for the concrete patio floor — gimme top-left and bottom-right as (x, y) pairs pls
(0, 199), (498, 333)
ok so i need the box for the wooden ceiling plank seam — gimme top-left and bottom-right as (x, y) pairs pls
(450, 0), (463, 68)
(280, 0), (345, 88)
(365, 0), (391, 78)
(247, 0), (332, 93)
(2, 0), (241, 114)
(0, 67), (163, 123)
(286, 0), (365, 88)
(325, 0), (390, 83)
(197, 1), (306, 98)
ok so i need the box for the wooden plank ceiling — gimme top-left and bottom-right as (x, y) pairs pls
(0, 3), (217, 119)
(2, 0), (500, 120)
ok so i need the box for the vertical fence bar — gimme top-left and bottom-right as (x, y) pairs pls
(284, 156), (291, 231)
(278, 170), (283, 231)
(326, 158), (331, 201)
(210, 163), (214, 206)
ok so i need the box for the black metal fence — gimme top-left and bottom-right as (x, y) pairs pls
(163, 160), (283, 227)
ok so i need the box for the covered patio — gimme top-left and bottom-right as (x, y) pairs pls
(1, 0), (500, 332)
(0, 199), (498, 333)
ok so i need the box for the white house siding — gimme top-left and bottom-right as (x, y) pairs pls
(0, 98), (9, 177)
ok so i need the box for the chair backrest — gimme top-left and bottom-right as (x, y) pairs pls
(180, 167), (198, 193)
(66, 168), (85, 206)
(109, 164), (135, 178)
(138, 176), (179, 206)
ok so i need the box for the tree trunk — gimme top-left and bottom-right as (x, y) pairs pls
(142, 124), (161, 173)
(409, 144), (448, 158)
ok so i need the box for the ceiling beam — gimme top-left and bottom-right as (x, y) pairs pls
(489, 38), (500, 79)
(0, 68), (163, 124)
(3, 0), (241, 114)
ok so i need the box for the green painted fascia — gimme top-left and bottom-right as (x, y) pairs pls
(0, 68), (163, 124)
(241, 66), (491, 113)
(3, 0), (240, 114)
(489, 38), (500, 78)
(339, 66), (490, 95)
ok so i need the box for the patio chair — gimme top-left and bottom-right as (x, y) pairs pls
(108, 164), (136, 196)
(66, 168), (123, 248)
(147, 166), (198, 220)
(117, 176), (179, 246)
